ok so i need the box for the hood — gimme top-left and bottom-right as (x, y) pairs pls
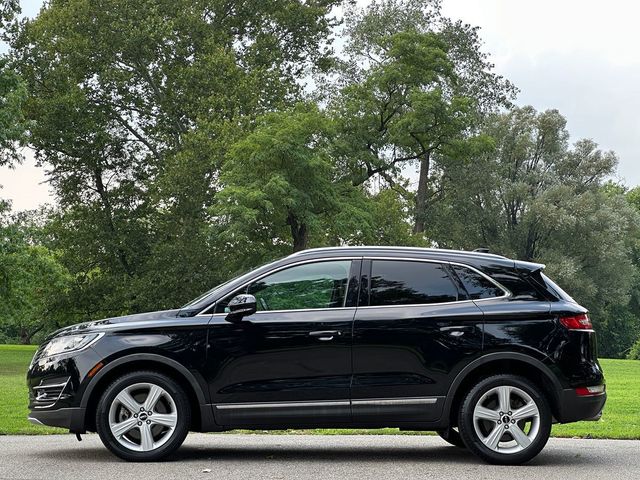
(47, 309), (182, 340)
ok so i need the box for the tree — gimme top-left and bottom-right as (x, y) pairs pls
(429, 106), (639, 356)
(219, 104), (362, 256)
(11, 0), (342, 315)
(328, 0), (515, 233)
(0, 0), (26, 168)
(0, 206), (71, 344)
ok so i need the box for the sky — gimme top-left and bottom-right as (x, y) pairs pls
(1, 0), (639, 211)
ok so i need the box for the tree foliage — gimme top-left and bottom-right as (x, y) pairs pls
(10, 0), (342, 314)
(427, 106), (639, 356)
(0, 205), (71, 344)
(1, 0), (639, 356)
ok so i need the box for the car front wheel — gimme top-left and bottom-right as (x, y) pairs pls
(458, 374), (552, 465)
(95, 371), (191, 461)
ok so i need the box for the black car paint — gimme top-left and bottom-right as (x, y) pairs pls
(26, 247), (606, 433)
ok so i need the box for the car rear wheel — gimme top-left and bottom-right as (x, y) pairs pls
(458, 374), (552, 465)
(95, 371), (190, 461)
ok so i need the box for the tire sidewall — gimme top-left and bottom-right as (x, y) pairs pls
(96, 371), (191, 462)
(458, 375), (552, 465)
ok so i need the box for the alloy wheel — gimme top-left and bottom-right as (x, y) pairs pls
(108, 382), (178, 452)
(472, 385), (540, 454)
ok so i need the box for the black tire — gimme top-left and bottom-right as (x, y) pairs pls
(437, 427), (466, 448)
(458, 375), (552, 465)
(95, 371), (191, 461)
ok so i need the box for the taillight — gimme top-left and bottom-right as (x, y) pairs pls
(575, 385), (605, 396)
(559, 313), (593, 330)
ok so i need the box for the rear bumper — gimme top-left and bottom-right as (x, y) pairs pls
(27, 407), (86, 433)
(556, 388), (606, 423)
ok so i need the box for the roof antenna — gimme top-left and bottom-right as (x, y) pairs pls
(473, 247), (491, 253)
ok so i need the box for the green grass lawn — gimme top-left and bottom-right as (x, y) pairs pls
(0, 345), (65, 434)
(1, 345), (638, 438)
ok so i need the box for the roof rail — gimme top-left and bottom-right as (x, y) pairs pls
(288, 246), (508, 260)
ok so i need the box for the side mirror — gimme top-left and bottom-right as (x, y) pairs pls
(225, 294), (257, 322)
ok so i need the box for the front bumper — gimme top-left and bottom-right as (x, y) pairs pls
(28, 407), (87, 432)
(27, 344), (103, 433)
(556, 388), (606, 423)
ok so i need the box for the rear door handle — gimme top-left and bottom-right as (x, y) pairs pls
(309, 330), (341, 341)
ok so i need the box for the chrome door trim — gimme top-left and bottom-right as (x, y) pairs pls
(214, 397), (439, 410)
(214, 400), (351, 410)
(351, 397), (438, 406)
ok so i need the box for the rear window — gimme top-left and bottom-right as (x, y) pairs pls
(451, 265), (506, 299)
(369, 260), (459, 306)
(540, 273), (576, 303)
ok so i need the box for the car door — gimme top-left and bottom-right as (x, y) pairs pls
(206, 258), (360, 426)
(351, 258), (486, 423)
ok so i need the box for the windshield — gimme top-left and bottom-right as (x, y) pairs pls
(180, 279), (236, 308)
(180, 258), (282, 309)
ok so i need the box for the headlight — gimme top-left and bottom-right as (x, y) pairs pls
(40, 333), (103, 358)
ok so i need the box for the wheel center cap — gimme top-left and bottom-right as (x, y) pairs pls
(502, 415), (510, 424)
(139, 412), (148, 421)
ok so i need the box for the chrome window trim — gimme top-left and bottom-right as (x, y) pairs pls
(196, 257), (361, 316)
(196, 255), (512, 316)
(208, 306), (356, 318)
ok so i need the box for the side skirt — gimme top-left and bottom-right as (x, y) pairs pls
(207, 396), (446, 430)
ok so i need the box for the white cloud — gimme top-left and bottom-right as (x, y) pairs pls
(0, 150), (53, 211)
(443, 0), (640, 184)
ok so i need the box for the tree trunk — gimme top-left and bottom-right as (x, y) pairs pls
(413, 151), (431, 234)
(93, 166), (133, 276)
(287, 212), (308, 252)
(19, 329), (32, 345)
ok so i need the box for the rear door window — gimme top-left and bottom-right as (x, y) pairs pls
(369, 260), (459, 306)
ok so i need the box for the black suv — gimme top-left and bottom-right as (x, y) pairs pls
(27, 246), (606, 464)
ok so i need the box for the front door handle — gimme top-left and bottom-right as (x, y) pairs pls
(439, 325), (475, 331)
(309, 330), (341, 341)
(439, 325), (475, 337)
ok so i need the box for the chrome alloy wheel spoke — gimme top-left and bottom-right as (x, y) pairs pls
(511, 401), (538, 421)
(140, 423), (155, 451)
(150, 412), (178, 428)
(509, 424), (532, 448)
(474, 405), (501, 421)
(110, 417), (138, 438)
(115, 390), (142, 414)
(143, 385), (163, 412)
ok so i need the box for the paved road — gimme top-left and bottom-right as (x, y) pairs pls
(0, 433), (637, 480)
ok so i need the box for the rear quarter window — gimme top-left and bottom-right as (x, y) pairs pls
(451, 265), (506, 299)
